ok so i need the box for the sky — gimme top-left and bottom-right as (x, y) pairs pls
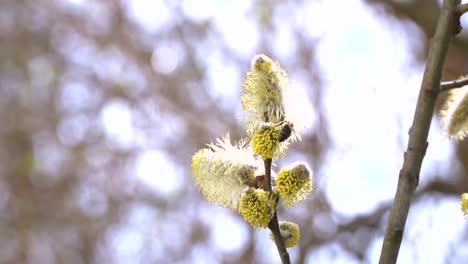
(64, 0), (468, 263)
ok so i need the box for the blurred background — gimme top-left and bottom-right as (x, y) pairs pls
(2, 0), (468, 263)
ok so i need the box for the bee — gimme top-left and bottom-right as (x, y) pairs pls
(278, 121), (294, 142)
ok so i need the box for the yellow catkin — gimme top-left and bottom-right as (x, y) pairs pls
(461, 193), (468, 219)
(251, 123), (281, 159)
(275, 162), (313, 207)
(271, 221), (301, 248)
(239, 188), (277, 229)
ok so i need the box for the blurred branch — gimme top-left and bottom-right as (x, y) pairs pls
(455, 3), (468, 16)
(264, 158), (291, 264)
(379, 1), (460, 263)
(297, 174), (465, 264)
(365, 0), (441, 37)
(451, 3), (468, 36)
(440, 76), (468, 91)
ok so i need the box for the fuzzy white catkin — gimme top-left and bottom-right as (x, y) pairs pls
(191, 135), (261, 210)
(440, 83), (468, 140)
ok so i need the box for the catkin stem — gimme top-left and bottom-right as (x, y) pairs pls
(264, 158), (291, 264)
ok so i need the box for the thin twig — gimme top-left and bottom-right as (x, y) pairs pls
(379, 1), (460, 264)
(264, 158), (273, 191)
(440, 76), (468, 91)
(264, 158), (290, 264)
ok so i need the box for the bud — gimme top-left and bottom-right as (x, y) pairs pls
(239, 188), (277, 228)
(270, 221), (301, 248)
(275, 162), (313, 207)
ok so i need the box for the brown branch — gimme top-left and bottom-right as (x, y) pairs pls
(455, 3), (468, 16)
(378, 1), (460, 264)
(440, 76), (468, 91)
(264, 158), (273, 191)
(264, 158), (290, 264)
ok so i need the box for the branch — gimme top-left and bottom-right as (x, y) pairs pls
(440, 76), (468, 92)
(455, 3), (468, 16)
(451, 2), (468, 34)
(379, 1), (460, 264)
(264, 158), (291, 264)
